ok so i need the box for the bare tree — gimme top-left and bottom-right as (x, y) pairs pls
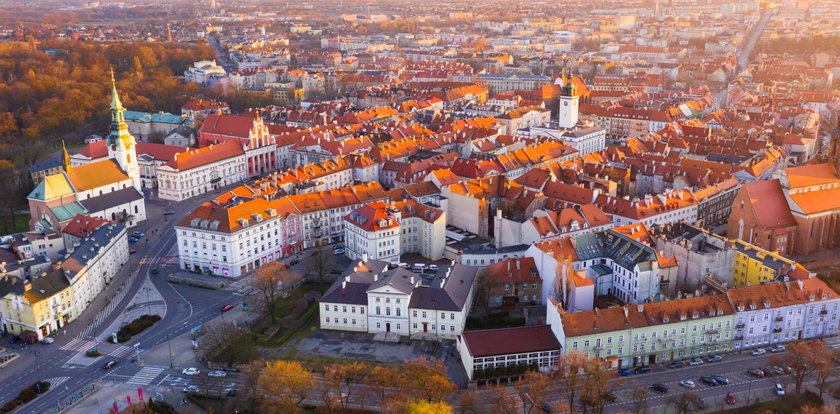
(666, 391), (700, 414)
(322, 362), (369, 412)
(628, 380), (648, 414)
(250, 261), (293, 323)
(488, 386), (520, 414)
(770, 342), (819, 394)
(195, 320), (253, 368)
(512, 371), (555, 414)
(557, 351), (586, 412)
(580, 358), (619, 414)
(308, 243), (333, 284)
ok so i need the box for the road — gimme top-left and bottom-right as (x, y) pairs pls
(712, 8), (771, 107)
(0, 185), (248, 414)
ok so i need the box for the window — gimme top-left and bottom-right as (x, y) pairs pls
(376, 306), (381, 315)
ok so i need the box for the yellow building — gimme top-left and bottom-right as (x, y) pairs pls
(0, 271), (74, 340)
(731, 240), (809, 286)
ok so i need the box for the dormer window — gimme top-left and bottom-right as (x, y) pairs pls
(692, 313), (699, 319)
(749, 304), (756, 310)
(737, 306), (744, 311)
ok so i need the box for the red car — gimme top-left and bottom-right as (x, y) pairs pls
(726, 392), (736, 405)
(219, 304), (235, 312)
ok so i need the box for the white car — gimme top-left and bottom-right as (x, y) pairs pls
(41, 337), (54, 344)
(774, 383), (785, 396)
(769, 345), (786, 353)
(208, 370), (227, 378)
(679, 380), (696, 389)
(687, 358), (703, 366)
(182, 367), (200, 376)
(751, 348), (766, 356)
(428, 264), (439, 271)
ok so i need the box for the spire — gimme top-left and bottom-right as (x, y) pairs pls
(109, 67), (124, 112)
(62, 140), (71, 173)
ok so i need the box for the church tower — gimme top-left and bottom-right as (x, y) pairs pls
(557, 71), (580, 129)
(106, 69), (140, 190)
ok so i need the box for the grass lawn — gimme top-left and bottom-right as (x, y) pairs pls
(0, 214), (30, 235)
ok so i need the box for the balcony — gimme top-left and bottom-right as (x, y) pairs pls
(706, 329), (719, 335)
(735, 335), (744, 340)
(773, 328), (782, 333)
(775, 316), (784, 322)
(736, 323), (745, 329)
(593, 345), (604, 351)
(821, 309), (828, 315)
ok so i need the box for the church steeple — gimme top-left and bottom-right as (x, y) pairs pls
(62, 140), (71, 173)
(105, 68), (140, 190)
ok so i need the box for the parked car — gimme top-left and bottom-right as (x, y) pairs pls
(700, 376), (718, 386)
(332, 244), (344, 250)
(129, 250), (137, 254)
(687, 358), (704, 366)
(668, 360), (685, 369)
(711, 376), (729, 385)
(697, 398), (706, 409)
(726, 392), (736, 405)
(633, 366), (651, 374)
(751, 348), (766, 356)
(41, 337), (54, 344)
(398, 263), (409, 268)
(103, 360), (117, 369)
(182, 367), (200, 376)
(428, 264), (439, 271)
(679, 380), (695, 388)
(333, 249), (344, 255)
(132, 231), (144, 238)
(219, 304), (235, 312)
(748, 368), (765, 377)
(164, 209), (175, 215)
(128, 237), (139, 243)
(770, 345), (786, 353)
(706, 354), (722, 363)
(774, 383), (785, 396)
(208, 370), (227, 378)
(649, 383), (669, 393)
(767, 366), (784, 375)
(412, 263), (426, 272)
(183, 385), (201, 393)
(617, 369), (631, 377)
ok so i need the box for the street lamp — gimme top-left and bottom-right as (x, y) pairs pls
(33, 350), (42, 382)
(167, 336), (174, 369)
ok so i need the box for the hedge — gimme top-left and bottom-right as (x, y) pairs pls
(0, 381), (51, 413)
(110, 314), (162, 343)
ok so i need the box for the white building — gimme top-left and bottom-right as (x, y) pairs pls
(729, 278), (840, 350)
(344, 202), (402, 264)
(184, 60), (228, 87)
(156, 140), (247, 201)
(344, 200), (447, 264)
(175, 197), (302, 277)
(319, 261), (479, 341)
(60, 223), (129, 317)
(456, 325), (562, 380)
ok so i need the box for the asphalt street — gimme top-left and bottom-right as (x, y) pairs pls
(0, 184), (248, 414)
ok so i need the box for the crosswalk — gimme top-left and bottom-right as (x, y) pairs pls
(45, 376), (71, 389)
(77, 274), (138, 340)
(126, 366), (166, 386)
(59, 338), (98, 353)
(108, 346), (136, 358)
(139, 257), (162, 265)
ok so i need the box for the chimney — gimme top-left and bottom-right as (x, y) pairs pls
(374, 273), (378, 282)
(637, 304), (644, 312)
(410, 276), (415, 284)
(341, 281), (346, 290)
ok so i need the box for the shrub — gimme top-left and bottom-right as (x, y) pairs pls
(86, 350), (102, 357)
(115, 314), (161, 342)
(0, 381), (52, 413)
(148, 400), (177, 414)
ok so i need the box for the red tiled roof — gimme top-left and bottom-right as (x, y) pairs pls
(76, 140), (108, 159)
(136, 142), (190, 161)
(61, 214), (111, 238)
(200, 114), (257, 138)
(460, 325), (560, 358)
(164, 140), (244, 171)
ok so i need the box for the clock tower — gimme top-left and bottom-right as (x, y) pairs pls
(106, 68), (140, 190)
(557, 72), (579, 129)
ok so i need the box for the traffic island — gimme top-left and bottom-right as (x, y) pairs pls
(0, 381), (51, 413)
(108, 314), (162, 343)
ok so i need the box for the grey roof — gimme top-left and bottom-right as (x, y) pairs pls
(61, 223), (126, 280)
(321, 282), (370, 305)
(79, 187), (143, 214)
(409, 264), (479, 311)
(367, 268), (416, 294)
(27, 159), (62, 173)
